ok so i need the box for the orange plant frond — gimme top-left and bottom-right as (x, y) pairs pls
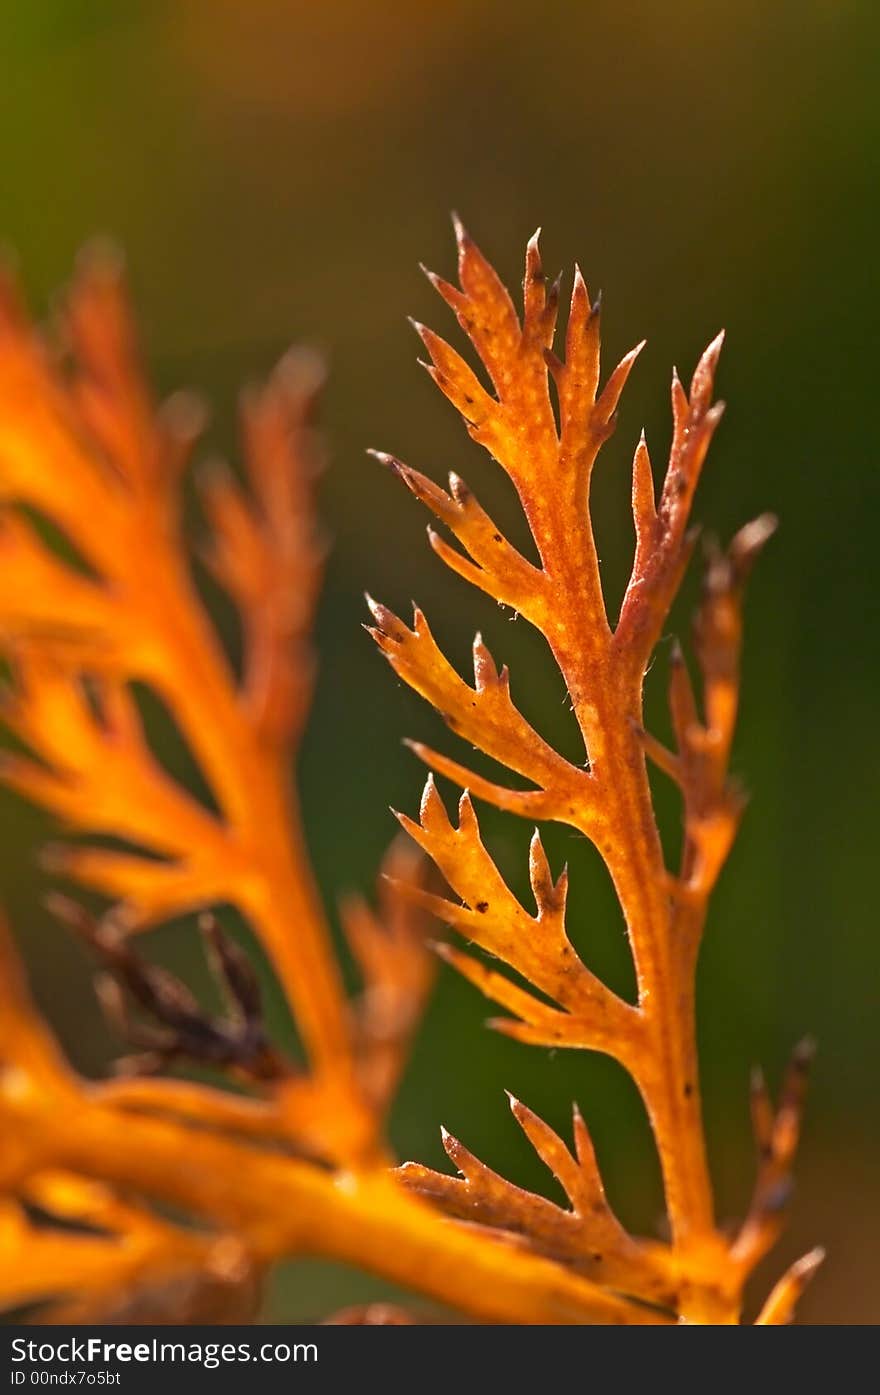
(392, 778), (639, 1057)
(0, 1170), (259, 1323)
(371, 222), (818, 1324)
(399, 1092), (676, 1309)
(754, 1247), (825, 1326)
(2, 653), (233, 899)
(365, 604), (595, 823)
(731, 1038), (815, 1277)
(0, 915), (255, 1322)
(0, 251), (411, 1164)
(339, 835), (437, 1119)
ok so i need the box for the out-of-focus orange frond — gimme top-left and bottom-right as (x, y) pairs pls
(754, 1248), (825, 1325)
(340, 835), (436, 1118)
(0, 252), (385, 1164)
(0, 1172), (259, 1323)
(731, 1038), (815, 1279)
(322, 1303), (417, 1324)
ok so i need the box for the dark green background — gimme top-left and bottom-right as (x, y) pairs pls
(0, 1), (876, 1323)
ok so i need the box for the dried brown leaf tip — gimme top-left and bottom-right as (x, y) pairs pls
(372, 221), (819, 1323)
(51, 896), (289, 1084)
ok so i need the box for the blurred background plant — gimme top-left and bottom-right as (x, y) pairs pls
(0, 0), (876, 1323)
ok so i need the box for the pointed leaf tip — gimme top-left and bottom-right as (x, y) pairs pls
(798, 1246), (826, 1273)
(690, 330), (726, 405)
(451, 211), (470, 248)
(457, 788), (476, 824)
(366, 448), (395, 466)
(364, 592), (393, 627)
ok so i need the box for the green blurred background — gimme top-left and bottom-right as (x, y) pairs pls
(0, 0), (877, 1323)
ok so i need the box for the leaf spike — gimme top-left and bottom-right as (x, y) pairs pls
(690, 329), (725, 412)
(450, 210), (470, 252)
(429, 938), (455, 963)
(440, 1125), (480, 1177)
(668, 638), (700, 748)
(562, 263), (593, 359)
(365, 447), (399, 470)
(457, 788), (478, 832)
(755, 1248), (825, 1325)
(546, 271), (562, 311)
(571, 262), (590, 308)
(595, 339), (646, 424)
(389, 805), (420, 838)
(571, 1102), (595, 1167)
(419, 772), (447, 829)
(728, 512), (778, 583)
(504, 1094), (580, 1201)
(365, 595), (409, 648)
(528, 828), (555, 911)
(749, 1065), (775, 1153)
(523, 230), (545, 321)
(555, 862), (569, 900)
(632, 430), (656, 529)
(671, 365), (688, 429)
(637, 725), (680, 783)
(472, 631), (499, 689)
